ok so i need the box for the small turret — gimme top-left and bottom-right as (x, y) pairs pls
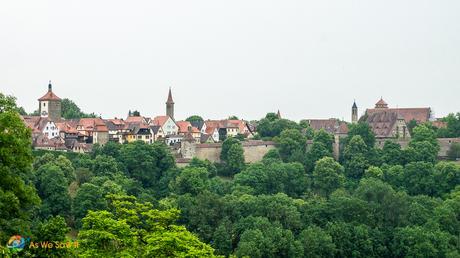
(352, 100), (358, 123)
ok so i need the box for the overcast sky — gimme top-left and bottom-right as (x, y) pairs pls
(1, 1), (459, 122)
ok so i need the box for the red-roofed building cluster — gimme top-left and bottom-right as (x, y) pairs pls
(23, 82), (254, 152)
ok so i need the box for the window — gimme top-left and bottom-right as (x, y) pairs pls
(43, 103), (46, 107)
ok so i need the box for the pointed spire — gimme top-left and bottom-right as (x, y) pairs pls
(48, 80), (52, 92)
(166, 87), (174, 104)
(352, 99), (357, 109)
(276, 110), (281, 119)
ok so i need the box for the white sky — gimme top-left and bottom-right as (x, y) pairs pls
(1, 0), (459, 121)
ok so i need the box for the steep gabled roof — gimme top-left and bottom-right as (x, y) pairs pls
(366, 111), (399, 138)
(152, 116), (172, 127)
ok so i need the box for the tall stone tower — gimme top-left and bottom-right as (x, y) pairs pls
(352, 100), (358, 123)
(166, 87), (175, 120)
(38, 81), (61, 121)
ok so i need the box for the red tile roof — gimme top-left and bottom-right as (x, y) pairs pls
(176, 121), (200, 133)
(38, 90), (61, 101)
(366, 108), (430, 124)
(55, 121), (78, 134)
(78, 118), (108, 132)
(125, 116), (146, 124)
(22, 116), (56, 133)
(366, 111), (399, 138)
(307, 119), (348, 135)
(152, 116), (171, 127)
(205, 126), (217, 135)
(204, 119), (248, 132)
(375, 98), (388, 108)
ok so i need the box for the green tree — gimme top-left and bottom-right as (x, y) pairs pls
(440, 113), (460, 137)
(188, 158), (217, 177)
(325, 222), (374, 258)
(212, 218), (233, 256)
(61, 98), (96, 119)
(403, 162), (436, 196)
(305, 141), (333, 172)
(391, 226), (458, 257)
(262, 149), (282, 163)
(411, 124), (439, 146)
(234, 216), (301, 258)
(433, 161), (460, 197)
(220, 137), (241, 162)
(186, 115), (204, 124)
(256, 113), (301, 138)
(298, 226), (336, 258)
(118, 141), (175, 188)
(92, 155), (120, 177)
(0, 93), (40, 242)
(354, 178), (409, 228)
(234, 162), (307, 197)
(345, 122), (376, 148)
(447, 142), (460, 161)
(312, 157), (345, 197)
(78, 194), (219, 257)
(405, 141), (439, 163)
(226, 144), (245, 176)
(276, 129), (307, 163)
(30, 216), (72, 257)
(35, 164), (71, 218)
(314, 129), (334, 150)
(33, 154), (76, 184)
(343, 135), (370, 179)
(407, 119), (418, 135)
(73, 183), (108, 226)
(381, 140), (404, 165)
(78, 210), (136, 257)
(170, 167), (210, 195)
(363, 166), (384, 180)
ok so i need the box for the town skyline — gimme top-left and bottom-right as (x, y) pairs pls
(5, 81), (452, 123)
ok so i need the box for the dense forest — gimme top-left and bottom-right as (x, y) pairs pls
(1, 93), (460, 257)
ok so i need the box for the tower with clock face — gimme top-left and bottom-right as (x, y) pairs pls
(38, 81), (62, 121)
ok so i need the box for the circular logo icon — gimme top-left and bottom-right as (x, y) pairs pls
(7, 235), (25, 253)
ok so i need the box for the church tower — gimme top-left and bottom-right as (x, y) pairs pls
(352, 100), (358, 123)
(38, 81), (61, 121)
(166, 87), (175, 120)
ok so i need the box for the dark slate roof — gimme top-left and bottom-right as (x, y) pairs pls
(190, 120), (204, 130)
(150, 125), (161, 134)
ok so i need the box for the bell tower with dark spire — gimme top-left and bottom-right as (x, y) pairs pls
(166, 87), (175, 120)
(352, 100), (358, 123)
